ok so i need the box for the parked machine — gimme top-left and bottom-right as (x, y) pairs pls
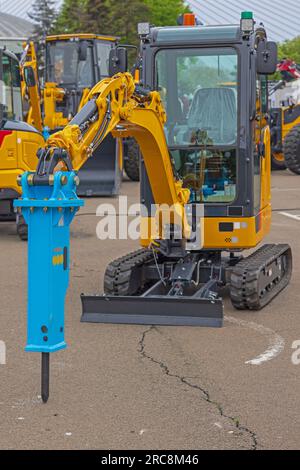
(16, 13), (292, 401)
(34, 34), (140, 189)
(0, 48), (44, 239)
(0, 35), (140, 240)
(270, 59), (300, 173)
(23, 34), (126, 195)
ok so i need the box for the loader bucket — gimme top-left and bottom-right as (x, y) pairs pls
(77, 134), (122, 197)
(80, 294), (223, 327)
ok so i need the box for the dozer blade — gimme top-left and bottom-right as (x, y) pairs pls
(80, 294), (223, 327)
(77, 134), (122, 197)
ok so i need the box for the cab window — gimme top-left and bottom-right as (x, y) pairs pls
(155, 47), (238, 203)
(96, 42), (113, 78)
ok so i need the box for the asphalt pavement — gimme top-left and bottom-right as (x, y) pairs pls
(0, 172), (299, 450)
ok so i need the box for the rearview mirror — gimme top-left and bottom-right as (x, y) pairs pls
(24, 66), (36, 87)
(78, 41), (88, 62)
(257, 41), (277, 75)
(109, 48), (128, 76)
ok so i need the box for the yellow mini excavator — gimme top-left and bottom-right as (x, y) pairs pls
(18, 13), (292, 330)
(0, 48), (44, 238)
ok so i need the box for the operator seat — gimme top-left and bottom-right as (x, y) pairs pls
(188, 87), (237, 145)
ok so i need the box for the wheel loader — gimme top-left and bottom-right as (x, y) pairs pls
(33, 33), (140, 189)
(0, 36), (136, 240)
(15, 12), (293, 401)
(0, 48), (44, 239)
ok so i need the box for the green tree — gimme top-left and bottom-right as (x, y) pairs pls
(28, 0), (58, 38)
(109, 0), (150, 45)
(278, 36), (300, 64)
(53, 0), (86, 33)
(82, 0), (114, 34)
(268, 36), (300, 80)
(55, 0), (190, 42)
(144, 0), (190, 26)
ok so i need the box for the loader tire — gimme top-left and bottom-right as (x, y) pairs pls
(124, 140), (140, 181)
(16, 214), (28, 241)
(283, 124), (300, 175)
(271, 152), (286, 171)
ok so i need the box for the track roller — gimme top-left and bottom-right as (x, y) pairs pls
(230, 244), (292, 310)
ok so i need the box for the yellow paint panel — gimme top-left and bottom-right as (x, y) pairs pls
(46, 34), (118, 42)
(0, 133), (17, 169)
(140, 205), (271, 250)
(52, 254), (64, 266)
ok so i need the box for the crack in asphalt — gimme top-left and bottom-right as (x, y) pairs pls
(138, 326), (258, 450)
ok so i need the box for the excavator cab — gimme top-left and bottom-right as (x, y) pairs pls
(135, 20), (274, 246)
(0, 48), (44, 237)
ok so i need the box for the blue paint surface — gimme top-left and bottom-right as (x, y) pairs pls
(14, 171), (84, 353)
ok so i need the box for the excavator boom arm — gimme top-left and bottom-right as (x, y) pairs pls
(46, 72), (190, 209)
(20, 42), (43, 132)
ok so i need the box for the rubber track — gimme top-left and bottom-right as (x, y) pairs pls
(104, 248), (153, 295)
(283, 124), (300, 175)
(230, 244), (292, 310)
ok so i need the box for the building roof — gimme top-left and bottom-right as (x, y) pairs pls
(0, 0), (62, 20)
(0, 11), (33, 38)
(186, 0), (300, 42)
(0, 0), (298, 43)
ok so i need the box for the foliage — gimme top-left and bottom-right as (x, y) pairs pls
(278, 36), (300, 64)
(55, 0), (190, 43)
(28, 0), (58, 38)
(53, 0), (85, 34)
(143, 0), (190, 26)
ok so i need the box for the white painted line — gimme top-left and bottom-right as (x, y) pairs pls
(279, 212), (300, 221)
(272, 188), (300, 192)
(214, 422), (223, 429)
(225, 316), (285, 365)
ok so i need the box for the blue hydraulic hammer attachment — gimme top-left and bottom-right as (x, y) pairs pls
(14, 170), (83, 402)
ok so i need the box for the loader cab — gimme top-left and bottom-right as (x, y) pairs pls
(43, 34), (125, 197)
(139, 15), (277, 248)
(44, 34), (118, 119)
